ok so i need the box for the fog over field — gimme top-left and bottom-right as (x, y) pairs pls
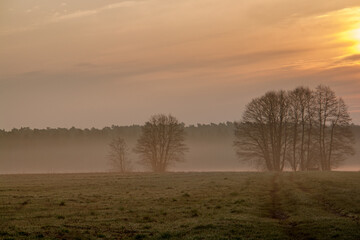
(1, 124), (359, 174)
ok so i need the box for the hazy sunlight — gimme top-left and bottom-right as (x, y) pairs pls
(353, 28), (360, 53)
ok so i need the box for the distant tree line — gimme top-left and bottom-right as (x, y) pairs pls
(0, 121), (236, 172)
(234, 85), (355, 171)
(0, 122), (234, 141)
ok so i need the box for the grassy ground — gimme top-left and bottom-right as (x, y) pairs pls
(0, 172), (359, 240)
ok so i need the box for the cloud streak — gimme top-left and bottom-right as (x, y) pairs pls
(52, 0), (141, 22)
(340, 54), (360, 62)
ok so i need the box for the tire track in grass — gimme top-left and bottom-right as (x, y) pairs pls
(269, 174), (309, 240)
(269, 174), (289, 220)
(290, 175), (359, 224)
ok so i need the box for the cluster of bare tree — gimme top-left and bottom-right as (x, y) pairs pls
(234, 85), (355, 171)
(108, 114), (187, 173)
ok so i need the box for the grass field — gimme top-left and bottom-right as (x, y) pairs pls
(0, 172), (359, 240)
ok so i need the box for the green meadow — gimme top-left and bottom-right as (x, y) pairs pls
(1, 172), (359, 240)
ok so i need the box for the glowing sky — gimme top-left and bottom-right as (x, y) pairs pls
(1, 0), (360, 129)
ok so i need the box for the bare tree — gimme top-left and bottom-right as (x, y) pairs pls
(314, 86), (355, 170)
(108, 137), (132, 172)
(287, 87), (316, 171)
(134, 114), (187, 172)
(303, 88), (318, 170)
(234, 91), (290, 171)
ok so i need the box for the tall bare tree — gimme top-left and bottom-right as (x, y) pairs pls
(234, 91), (290, 171)
(108, 137), (132, 172)
(287, 87), (316, 171)
(134, 114), (187, 172)
(303, 88), (317, 170)
(314, 85), (355, 170)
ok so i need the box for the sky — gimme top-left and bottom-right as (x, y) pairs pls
(1, 0), (360, 130)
